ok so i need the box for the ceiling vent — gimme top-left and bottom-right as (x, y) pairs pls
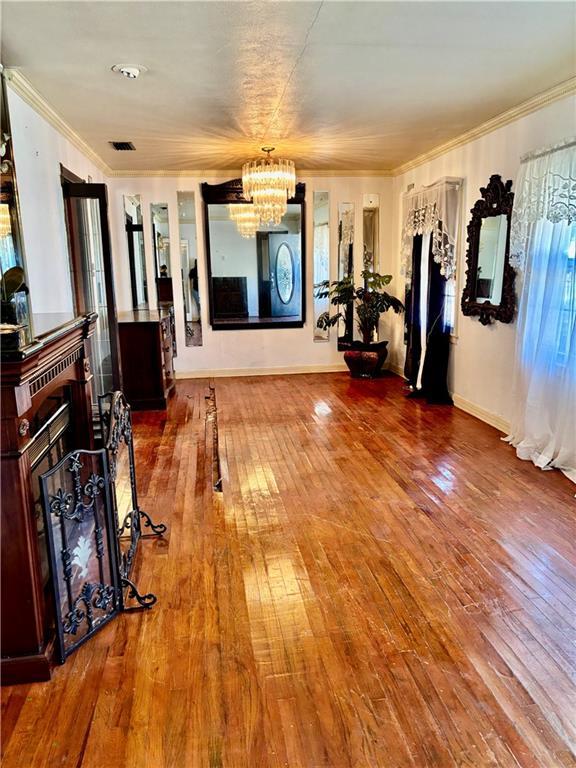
(109, 141), (135, 151)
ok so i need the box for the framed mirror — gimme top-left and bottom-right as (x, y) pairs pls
(337, 202), (354, 347)
(362, 194), (379, 276)
(313, 191), (330, 341)
(123, 195), (148, 309)
(177, 192), (202, 346)
(201, 179), (305, 330)
(150, 203), (173, 305)
(461, 175), (515, 325)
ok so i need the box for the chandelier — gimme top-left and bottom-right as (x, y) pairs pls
(0, 204), (11, 239)
(242, 147), (296, 225)
(229, 204), (259, 239)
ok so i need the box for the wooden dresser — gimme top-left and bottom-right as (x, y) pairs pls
(118, 309), (175, 410)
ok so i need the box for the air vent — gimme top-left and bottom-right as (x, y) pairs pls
(109, 141), (135, 151)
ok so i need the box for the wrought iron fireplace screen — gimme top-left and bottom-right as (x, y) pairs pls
(40, 391), (167, 665)
(40, 449), (121, 663)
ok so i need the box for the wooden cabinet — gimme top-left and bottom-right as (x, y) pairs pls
(1, 313), (97, 684)
(118, 309), (175, 410)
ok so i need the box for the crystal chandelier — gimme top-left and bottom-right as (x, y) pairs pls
(242, 147), (296, 225)
(0, 204), (11, 239)
(229, 204), (259, 238)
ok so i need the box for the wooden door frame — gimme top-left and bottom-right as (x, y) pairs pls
(61, 179), (122, 391)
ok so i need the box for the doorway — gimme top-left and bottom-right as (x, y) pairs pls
(61, 168), (121, 398)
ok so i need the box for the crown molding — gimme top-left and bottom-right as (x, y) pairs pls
(392, 76), (576, 177)
(3, 68), (112, 175)
(4, 67), (574, 181)
(107, 168), (394, 178)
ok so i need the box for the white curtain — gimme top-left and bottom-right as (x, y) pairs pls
(401, 178), (463, 280)
(506, 139), (576, 482)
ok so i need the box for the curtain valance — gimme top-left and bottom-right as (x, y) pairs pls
(510, 137), (576, 270)
(401, 178), (463, 280)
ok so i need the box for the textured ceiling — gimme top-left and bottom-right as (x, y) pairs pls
(2, 1), (575, 172)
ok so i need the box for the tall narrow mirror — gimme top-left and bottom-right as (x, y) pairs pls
(313, 191), (330, 341)
(123, 195), (148, 309)
(362, 194), (379, 275)
(150, 203), (173, 305)
(363, 194), (379, 342)
(177, 192), (202, 346)
(338, 202), (354, 347)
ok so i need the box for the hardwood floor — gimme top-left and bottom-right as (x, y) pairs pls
(2, 373), (575, 767)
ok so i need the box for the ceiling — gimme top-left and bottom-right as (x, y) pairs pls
(2, 1), (575, 172)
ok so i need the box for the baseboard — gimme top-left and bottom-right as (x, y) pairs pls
(1, 645), (53, 685)
(388, 363), (406, 378)
(175, 363), (349, 379)
(453, 394), (510, 434)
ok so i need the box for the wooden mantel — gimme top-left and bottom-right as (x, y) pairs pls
(1, 312), (97, 684)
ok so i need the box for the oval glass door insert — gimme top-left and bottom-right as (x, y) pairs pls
(276, 243), (294, 304)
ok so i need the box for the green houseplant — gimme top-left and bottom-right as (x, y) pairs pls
(315, 270), (404, 378)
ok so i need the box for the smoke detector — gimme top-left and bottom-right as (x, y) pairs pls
(111, 64), (147, 79)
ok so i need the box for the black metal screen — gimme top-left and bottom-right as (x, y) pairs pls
(98, 391), (165, 607)
(40, 449), (121, 664)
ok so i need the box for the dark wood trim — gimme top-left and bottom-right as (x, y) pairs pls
(1, 314), (96, 685)
(1, 644), (53, 685)
(62, 183), (123, 390)
(461, 174), (516, 325)
(201, 179), (306, 331)
(60, 164), (84, 185)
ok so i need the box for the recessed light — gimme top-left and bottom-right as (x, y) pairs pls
(111, 64), (147, 79)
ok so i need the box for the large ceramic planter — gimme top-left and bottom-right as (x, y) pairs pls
(341, 340), (389, 378)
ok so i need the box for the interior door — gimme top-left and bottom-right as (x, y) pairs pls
(269, 233), (301, 318)
(62, 182), (122, 396)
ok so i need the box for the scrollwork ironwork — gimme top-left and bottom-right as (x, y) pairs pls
(40, 448), (122, 663)
(98, 391), (163, 609)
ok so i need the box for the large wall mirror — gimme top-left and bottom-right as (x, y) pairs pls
(313, 191), (330, 341)
(177, 192), (202, 346)
(461, 174), (515, 325)
(201, 179), (305, 330)
(150, 202), (173, 305)
(123, 195), (148, 309)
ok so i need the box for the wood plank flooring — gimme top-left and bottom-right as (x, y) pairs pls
(2, 373), (575, 767)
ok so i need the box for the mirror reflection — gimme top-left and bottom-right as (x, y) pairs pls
(338, 202), (354, 346)
(475, 214), (507, 305)
(123, 195), (148, 309)
(313, 191), (330, 342)
(177, 192), (202, 347)
(150, 203), (173, 305)
(206, 203), (303, 328)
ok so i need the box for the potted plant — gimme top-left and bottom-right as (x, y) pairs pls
(315, 270), (404, 378)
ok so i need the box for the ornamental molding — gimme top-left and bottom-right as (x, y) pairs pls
(4, 67), (575, 180)
(4, 68), (111, 175)
(393, 77), (576, 177)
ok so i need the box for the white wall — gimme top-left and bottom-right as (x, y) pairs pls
(387, 95), (576, 429)
(7, 86), (106, 315)
(9, 75), (573, 420)
(108, 175), (395, 376)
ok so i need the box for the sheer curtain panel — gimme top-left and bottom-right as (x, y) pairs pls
(506, 139), (576, 482)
